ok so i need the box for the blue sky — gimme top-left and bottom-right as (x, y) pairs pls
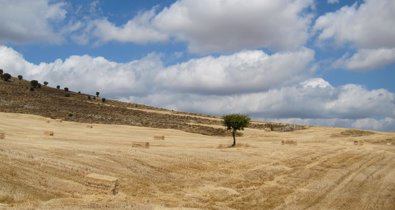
(1, 0), (395, 131)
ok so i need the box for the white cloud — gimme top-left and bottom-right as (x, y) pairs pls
(327, 0), (339, 4)
(0, 0), (66, 44)
(314, 0), (395, 71)
(156, 48), (315, 94)
(86, 0), (314, 53)
(334, 48), (395, 71)
(314, 0), (395, 49)
(153, 0), (314, 53)
(92, 9), (168, 44)
(1, 45), (395, 131)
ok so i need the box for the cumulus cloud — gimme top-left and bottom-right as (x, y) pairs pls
(93, 9), (168, 44)
(0, 0), (66, 44)
(0, 45), (314, 96)
(314, 0), (395, 49)
(314, 0), (395, 70)
(87, 0), (314, 53)
(1, 45), (394, 131)
(153, 0), (314, 53)
(334, 48), (395, 71)
(156, 48), (315, 94)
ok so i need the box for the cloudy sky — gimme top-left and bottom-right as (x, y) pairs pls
(0, 0), (394, 131)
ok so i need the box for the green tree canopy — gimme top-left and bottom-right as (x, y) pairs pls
(223, 114), (250, 147)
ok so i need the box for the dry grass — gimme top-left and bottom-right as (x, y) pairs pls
(0, 133), (4, 139)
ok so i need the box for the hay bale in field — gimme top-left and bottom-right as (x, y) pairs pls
(282, 140), (297, 145)
(153, 135), (165, 140)
(0, 133), (5, 139)
(85, 173), (119, 195)
(43, 131), (54, 136)
(132, 142), (150, 148)
(353, 140), (365, 145)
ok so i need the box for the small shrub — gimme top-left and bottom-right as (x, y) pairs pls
(68, 113), (73, 117)
(87, 96), (91, 100)
(78, 91), (81, 94)
(2, 73), (11, 81)
(64, 87), (69, 92)
(102, 98), (106, 103)
(17, 75), (23, 80)
(65, 93), (70, 97)
(30, 87), (34, 91)
(30, 80), (39, 88)
(93, 96), (96, 100)
(37, 83), (42, 88)
(0, 69), (3, 74)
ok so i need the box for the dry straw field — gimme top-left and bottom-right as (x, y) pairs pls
(1, 111), (395, 209)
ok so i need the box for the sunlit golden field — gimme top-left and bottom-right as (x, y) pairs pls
(1, 112), (395, 209)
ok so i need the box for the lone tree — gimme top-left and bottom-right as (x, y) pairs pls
(17, 75), (23, 80)
(223, 114), (250, 147)
(96, 92), (100, 97)
(43, 81), (48, 86)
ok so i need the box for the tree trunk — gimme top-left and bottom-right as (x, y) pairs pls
(231, 130), (236, 147)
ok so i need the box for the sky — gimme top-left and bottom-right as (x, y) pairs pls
(0, 0), (395, 131)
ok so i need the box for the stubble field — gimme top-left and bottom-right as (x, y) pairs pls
(1, 112), (395, 209)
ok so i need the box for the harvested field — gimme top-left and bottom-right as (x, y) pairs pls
(0, 112), (395, 209)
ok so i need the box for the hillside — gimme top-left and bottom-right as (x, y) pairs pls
(0, 75), (304, 135)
